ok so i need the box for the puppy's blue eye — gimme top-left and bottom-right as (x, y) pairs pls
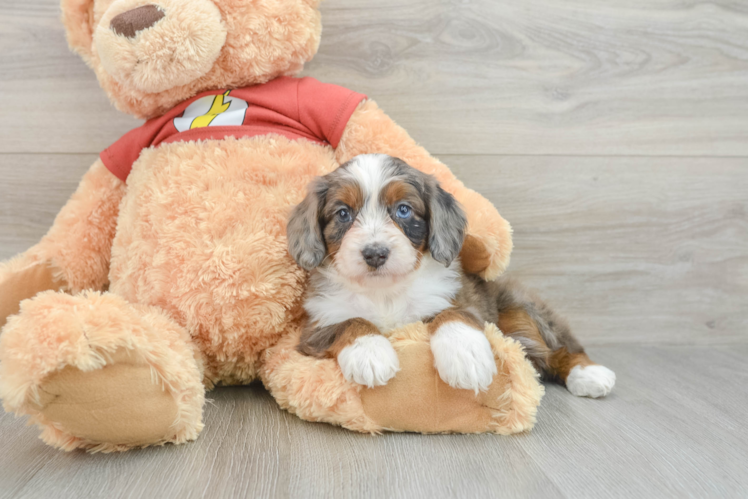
(337, 208), (352, 222)
(396, 204), (412, 219)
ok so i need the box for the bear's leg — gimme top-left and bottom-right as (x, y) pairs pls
(0, 290), (205, 452)
(0, 160), (125, 330)
(0, 254), (67, 330)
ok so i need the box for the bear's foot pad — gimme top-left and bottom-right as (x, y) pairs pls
(34, 350), (178, 447)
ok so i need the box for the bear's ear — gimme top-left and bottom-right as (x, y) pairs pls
(61, 0), (96, 60)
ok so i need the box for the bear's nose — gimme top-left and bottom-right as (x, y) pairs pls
(110, 5), (165, 38)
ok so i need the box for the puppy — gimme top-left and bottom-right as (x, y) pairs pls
(287, 154), (615, 397)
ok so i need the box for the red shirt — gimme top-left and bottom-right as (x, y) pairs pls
(101, 77), (366, 181)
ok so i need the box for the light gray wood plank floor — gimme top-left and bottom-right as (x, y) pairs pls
(1, 0), (747, 497)
(1, 346), (746, 498)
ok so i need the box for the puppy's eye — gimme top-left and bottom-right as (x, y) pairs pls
(337, 208), (352, 222)
(396, 204), (412, 219)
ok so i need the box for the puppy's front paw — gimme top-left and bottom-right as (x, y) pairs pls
(566, 364), (616, 398)
(430, 322), (497, 394)
(337, 335), (400, 388)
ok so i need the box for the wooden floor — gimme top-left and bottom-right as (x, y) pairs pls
(1, 0), (747, 497)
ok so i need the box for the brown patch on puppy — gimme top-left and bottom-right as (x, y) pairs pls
(460, 234), (491, 275)
(497, 309), (548, 351)
(383, 180), (410, 208)
(322, 231), (342, 258)
(497, 308), (552, 372)
(426, 309), (483, 335)
(298, 318), (381, 359)
(497, 308), (594, 382)
(320, 181), (364, 258)
(334, 183), (364, 213)
(328, 319), (382, 358)
(547, 348), (594, 382)
(381, 179), (429, 253)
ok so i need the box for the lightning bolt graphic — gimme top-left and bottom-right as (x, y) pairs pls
(190, 91), (232, 129)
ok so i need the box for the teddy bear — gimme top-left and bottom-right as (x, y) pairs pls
(0, 0), (542, 452)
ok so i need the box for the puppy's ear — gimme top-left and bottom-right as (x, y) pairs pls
(287, 178), (328, 270)
(427, 180), (467, 267)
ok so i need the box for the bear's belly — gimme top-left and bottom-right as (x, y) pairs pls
(109, 135), (338, 384)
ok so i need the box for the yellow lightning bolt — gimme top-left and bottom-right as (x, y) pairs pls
(190, 91), (232, 129)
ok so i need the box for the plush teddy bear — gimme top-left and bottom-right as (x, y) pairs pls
(0, 0), (542, 452)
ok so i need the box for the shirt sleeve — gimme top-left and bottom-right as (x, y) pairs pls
(100, 125), (152, 182)
(296, 77), (367, 148)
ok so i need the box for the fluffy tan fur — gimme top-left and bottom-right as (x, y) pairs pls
(110, 135), (337, 384)
(0, 0), (528, 452)
(34, 160), (125, 292)
(0, 291), (205, 452)
(261, 322), (382, 434)
(64, 0), (322, 119)
(262, 322), (543, 435)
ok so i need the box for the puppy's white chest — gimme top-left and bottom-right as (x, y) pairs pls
(305, 257), (462, 332)
(347, 289), (442, 331)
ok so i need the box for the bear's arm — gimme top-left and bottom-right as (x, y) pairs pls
(0, 160), (125, 328)
(334, 99), (512, 280)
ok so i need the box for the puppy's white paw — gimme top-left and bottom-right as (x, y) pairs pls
(430, 322), (497, 394)
(566, 364), (616, 398)
(337, 334), (400, 388)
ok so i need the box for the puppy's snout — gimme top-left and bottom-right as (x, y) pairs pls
(362, 245), (390, 269)
(110, 5), (165, 38)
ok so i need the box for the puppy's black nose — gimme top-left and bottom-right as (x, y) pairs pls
(362, 245), (390, 269)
